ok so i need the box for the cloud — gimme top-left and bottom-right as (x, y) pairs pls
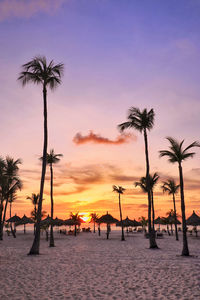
(0, 0), (66, 21)
(73, 131), (137, 145)
(44, 186), (89, 197)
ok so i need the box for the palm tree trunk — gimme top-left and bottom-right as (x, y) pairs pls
(98, 223), (101, 236)
(106, 223), (109, 239)
(34, 204), (36, 235)
(1, 196), (9, 240)
(93, 222), (95, 233)
(9, 202), (16, 238)
(9, 202), (13, 232)
(173, 193), (179, 241)
(49, 163), (55, 247)
(29, 86), (48, 255)
(151, 190), (155, 232)
(143, 129), (158, 248)
(119, 193), (125, 241)
(74, 225), (77, 236)
(178, 163), (189, 256)
(170, 223), (173, 235)
(0, 202), (3, 240)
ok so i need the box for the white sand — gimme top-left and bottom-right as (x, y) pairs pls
(0, 230), (200, 300)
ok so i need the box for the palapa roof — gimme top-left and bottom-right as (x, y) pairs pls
(154, 217), (163, 224)
(116, 217), (141, 227)
(16, 215), (34, 225)
(186, 211), (200, 226)
(98, 212), (119, 224)
(6, 214), (21, 223)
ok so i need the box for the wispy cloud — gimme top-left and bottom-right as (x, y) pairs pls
(0, 0), (66, 21)
(73, 131), (137, 145)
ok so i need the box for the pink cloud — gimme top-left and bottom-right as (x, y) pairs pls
(0, 0), (66, 21)
(73, 131), (137, 145)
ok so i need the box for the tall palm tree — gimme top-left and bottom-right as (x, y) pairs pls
(90, 213), (98, 233)
(0, 157), (22, 240)
(18, 56), (64, 255)
(27, 193), (40, 234)
(162, 179), (179, 241)
(113, 185), (125, 241)
(118, 107), (158, 248)
(135, 173), (159, 232)
(46, 149), (63, 247)
(159, 137), (200, 256)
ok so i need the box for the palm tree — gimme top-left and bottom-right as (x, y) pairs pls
(118, 107), (158, 248)
(18, 56), (64, 255)
(113, 185), (125, 241)
(135, 173), (159, 232)
(70, 213), (82, 236)
(159, 137), (200, 256)
(90, 213), (98, 233)
(162, 179), (179, 241)
(0, 157), (22, 240)
(27, 193), (39, 234)
(45, 149), (63, 247)
(138, 216), (148, 232)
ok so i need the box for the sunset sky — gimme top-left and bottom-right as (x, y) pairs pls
(0, 0), (200, 221)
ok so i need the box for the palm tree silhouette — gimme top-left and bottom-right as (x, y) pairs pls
(18, 56), (64, 255)
(0, 157), (22, 240)
(46, 149), (63, 247)
(159, 137), (200, 256)
(27, 193), (40, 234)
(70, 212), (82, 236)
(135, 173), (159, 232)
(119, 107), (158, 248)
(138, 216), (148, 232)
(113, 185), (125, 241)
(162, 179), (179, 241)
(90, 213), (98, 233)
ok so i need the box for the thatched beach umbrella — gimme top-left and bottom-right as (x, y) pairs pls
(40, 215), (52, 226)
(186, 211), (200, 237)
(98, 212), (119, 239)
(7, 214), (21, 223)
(16, 214), (34, 234)
(53, 217), (65, 226)
(155, 216), (163, 231)
(186, 211), (200, 226)
(116, 217), (141, 228)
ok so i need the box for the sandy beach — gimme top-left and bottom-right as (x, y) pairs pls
(0, 230), (199, 300)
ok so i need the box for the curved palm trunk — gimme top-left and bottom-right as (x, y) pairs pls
(172, 193), (179, 241)
(49, 163), (55, 247)
(179, 164), (189, 256)
(119, 193), (125, 241)
(144, 129), (158, 248)
(29, 86), (48, 255)
(151, 190), (155, 232)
